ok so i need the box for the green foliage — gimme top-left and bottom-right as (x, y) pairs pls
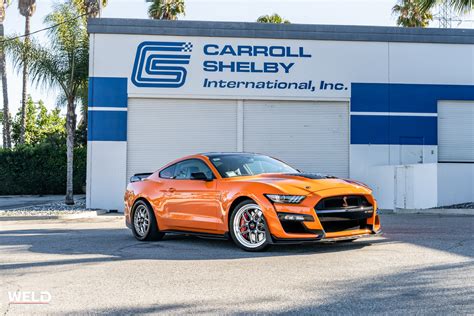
(11, 96), (65, 146)
(5, 1), (90, 202)
(418, 0), (473, 13)
(148, 0), (185, 20)
(393, 0), (433, 27)
(72, 0), (108, 18)
(257, 13), (290, 24)
(75, 120), (87, 146)
(0, 143), (86, 194)
(0, 0), (12, 23)
(5, 1), (88, 108)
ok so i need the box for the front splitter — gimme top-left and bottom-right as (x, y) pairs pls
(271, 230), (382, 245)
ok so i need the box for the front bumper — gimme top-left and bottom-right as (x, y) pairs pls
(264, 192), (381, 242)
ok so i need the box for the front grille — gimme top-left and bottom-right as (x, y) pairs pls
(315, 195), (371, 210)
(315, 195), (373, 233)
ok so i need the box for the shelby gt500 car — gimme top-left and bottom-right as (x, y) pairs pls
(124, 152), (381, 251)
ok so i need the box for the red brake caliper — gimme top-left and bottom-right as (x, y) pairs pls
(240, 213), (249, 237)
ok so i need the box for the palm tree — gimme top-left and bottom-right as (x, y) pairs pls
(148, 0), (185, 20)
(393, 0), (433, 27)
(257, 13), (290, 24)
(71, 0), (108, 136)
(0, 0), (12, 148)
(419, 0), (473, 13)
(73, 0), (108, 18)
(6, 1), (89, 204)
(18, 0), (36, 145)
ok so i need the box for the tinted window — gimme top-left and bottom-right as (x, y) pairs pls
(159, 164), (176, 179)
(209, 154), (298, 178)
(174, 159), (214, 180)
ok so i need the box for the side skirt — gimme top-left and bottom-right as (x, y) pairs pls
(162, 230), (230, 240)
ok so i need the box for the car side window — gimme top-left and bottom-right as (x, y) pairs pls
(173, 159), (214, 180)
(159, 164), (176, 179)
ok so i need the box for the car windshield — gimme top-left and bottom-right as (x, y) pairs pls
(208, 154), (298, 178)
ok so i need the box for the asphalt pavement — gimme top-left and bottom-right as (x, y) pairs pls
(0, 214), (473, 315)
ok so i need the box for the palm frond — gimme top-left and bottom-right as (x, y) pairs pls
(418, 0), (473, 13)
(257, 13), (290, 24)
(148, 0), (185, 20)
(4, 1), (88, 104)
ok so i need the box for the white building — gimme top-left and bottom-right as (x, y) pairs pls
(87, 19), (474, 212)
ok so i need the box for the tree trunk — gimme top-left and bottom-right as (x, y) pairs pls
(65, 97), (76, 205)
(19, 15), (31, 145)
(1, 50), (11, 149)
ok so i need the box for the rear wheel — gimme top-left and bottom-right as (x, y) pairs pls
(229, 200), (270, 252)
(132, 200), (164, 241)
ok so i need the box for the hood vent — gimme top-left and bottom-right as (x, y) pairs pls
(286, 173), (338, 180)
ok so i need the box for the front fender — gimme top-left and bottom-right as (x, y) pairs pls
(220, 182), (288, 236)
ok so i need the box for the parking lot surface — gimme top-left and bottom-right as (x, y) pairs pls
(0, 214), (473, 315)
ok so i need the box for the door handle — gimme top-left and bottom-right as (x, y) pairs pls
(167, 187), (176, 192)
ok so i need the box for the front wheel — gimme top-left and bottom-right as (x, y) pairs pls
(132, 200), (164, 241)
(229, 201), (270, 252)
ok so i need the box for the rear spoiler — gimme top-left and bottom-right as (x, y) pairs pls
(130, 173), (153, 183)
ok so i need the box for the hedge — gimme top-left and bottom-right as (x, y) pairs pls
(0, 144), (86, 195)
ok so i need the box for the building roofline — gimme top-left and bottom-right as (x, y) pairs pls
(88, 18), (474, 44)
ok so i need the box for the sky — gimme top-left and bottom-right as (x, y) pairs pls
(2, 0), (474, 116)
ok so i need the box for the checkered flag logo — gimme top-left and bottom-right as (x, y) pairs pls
(131, 41), (193, 88)
(182, 42), (193, 52)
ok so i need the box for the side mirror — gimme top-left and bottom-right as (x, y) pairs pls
(191, 172), (212, 181)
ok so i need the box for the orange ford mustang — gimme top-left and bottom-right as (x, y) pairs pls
(124, 152), (381, 251)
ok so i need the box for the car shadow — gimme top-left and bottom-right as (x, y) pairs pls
(0, 225), (377, 271)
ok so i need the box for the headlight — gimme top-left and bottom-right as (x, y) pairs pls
(265, 194), (306, 204)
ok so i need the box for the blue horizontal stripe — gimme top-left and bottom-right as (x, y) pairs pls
(351, 115), (437, 145)
(89, 77), (128, 108)
(351, 83), (390, 112)
(352, 83), (474, 113)
(88, 110), (127, 141)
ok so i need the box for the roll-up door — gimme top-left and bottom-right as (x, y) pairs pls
(242, 100), (349, 177)
(127, 98), (238, 179)
(438, 101), (474, 162)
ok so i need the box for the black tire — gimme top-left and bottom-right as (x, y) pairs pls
(229, 200), (270, 252)
(131, 200), (165, 241)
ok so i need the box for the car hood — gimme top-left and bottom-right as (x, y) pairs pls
(226, 173), (371, 195)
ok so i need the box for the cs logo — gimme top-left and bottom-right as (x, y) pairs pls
(131, 41), (193, 88)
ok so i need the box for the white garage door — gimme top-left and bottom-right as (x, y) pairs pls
(243, 100), (349, 177)
(438, 101), (474, 162)
(127, 98), (238, 179)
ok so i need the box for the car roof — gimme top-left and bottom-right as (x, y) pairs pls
(201, 152), (261, 158)
(164, 152), (261, 165)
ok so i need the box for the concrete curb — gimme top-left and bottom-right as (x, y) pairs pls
(0, 210), (123, 221)
(388, 208), (473, 215)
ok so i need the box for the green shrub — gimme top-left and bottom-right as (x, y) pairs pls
(0, 143), (86, 195)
